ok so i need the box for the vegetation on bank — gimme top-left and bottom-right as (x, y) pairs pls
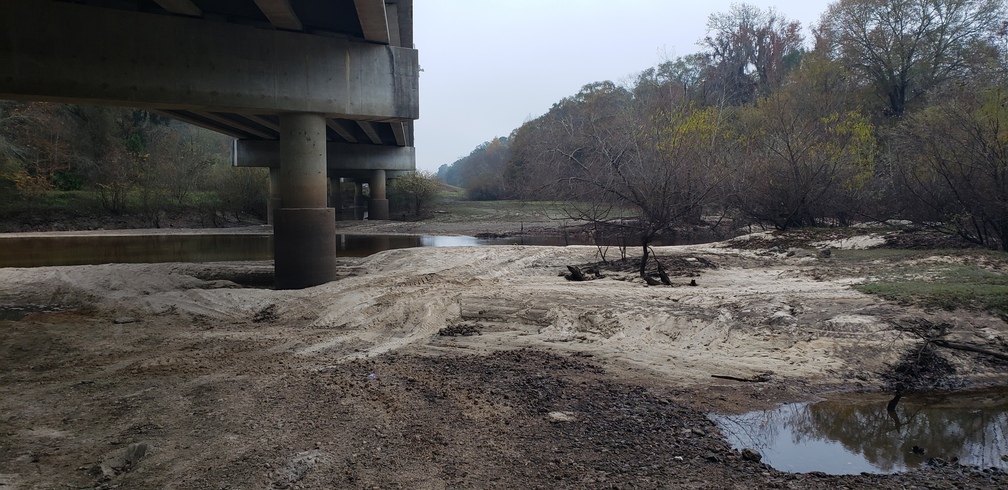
(0, 104), (268, 231)
(436, 0), (1008, 266)
(846, 250), (1008, 319)
(735, 230), (1008, 319)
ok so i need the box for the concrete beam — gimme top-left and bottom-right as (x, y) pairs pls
(354, 0), (390, 44)
(0, 0), (419, 121)
(253, 0), (303, 31)
(357, 121), (383, 145)
(234, 140), (415, 172)
(158, 110), (253, 139)
(327, 120), (359, 144)
(391, 122), (407, 146)
(385, 3), (402, 47)
(154, 0), (202, 16)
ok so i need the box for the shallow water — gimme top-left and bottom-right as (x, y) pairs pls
(0, 304), (71, 320)
(711, 388), (1008, 474)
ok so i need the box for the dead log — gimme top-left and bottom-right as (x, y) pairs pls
(711, 372), (772, 383)
(657, 261), (672, 286)
(931, 339), (1008, 362)
(648, 246), (673, 285)
(566, 265), (587, 282)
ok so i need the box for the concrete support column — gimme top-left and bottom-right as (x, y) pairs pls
(354, 182), (366, 220)
(268, 167), (281, 225)
(369, 169), (389, 220)
(330, 177), (343, 219)
(273, 113), (337, 289)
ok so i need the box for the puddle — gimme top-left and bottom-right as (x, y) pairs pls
(0, 304), (71, 321)
(711, 388), (1008, 474)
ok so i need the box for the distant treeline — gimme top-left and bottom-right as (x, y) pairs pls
(436, 0), (1008, 250)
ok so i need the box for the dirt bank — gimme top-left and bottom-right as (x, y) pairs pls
(1, 229), (1006, 488)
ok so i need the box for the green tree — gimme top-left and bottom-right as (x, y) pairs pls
(733, 53), (877, 229)
(389, 171), (441, 219)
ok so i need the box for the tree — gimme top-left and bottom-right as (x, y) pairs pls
(389, 171), (441, 219)
(435, 137), (512, 200)
(890, 83), (1008, 249)
(147, 124), (223, 205)
(732, 53), (877, 229)
(702, 3), (805, 105)
(510, 81), (732, 278)
(817, 0), (1007, 117)
(211, 165), (268, 221)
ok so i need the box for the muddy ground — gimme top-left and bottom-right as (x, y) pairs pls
(1, 220), (1007, 489)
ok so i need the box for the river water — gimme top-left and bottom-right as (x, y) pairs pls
(0, 232), (642, 268)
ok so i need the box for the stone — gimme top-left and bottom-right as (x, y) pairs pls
(742, 448), (762, 463)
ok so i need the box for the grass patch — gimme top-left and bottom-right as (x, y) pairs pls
(855, 262), (1008, 317)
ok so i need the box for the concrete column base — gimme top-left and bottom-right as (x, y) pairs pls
(369, 199), (389, 220)
(273, 208), (337, 289)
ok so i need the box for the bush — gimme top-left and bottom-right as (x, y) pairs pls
(389, 171), (440, 220)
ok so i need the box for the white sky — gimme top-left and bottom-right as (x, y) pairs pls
(412, 0), (833, 172)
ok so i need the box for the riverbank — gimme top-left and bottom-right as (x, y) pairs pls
(1, 222), (1006, 488)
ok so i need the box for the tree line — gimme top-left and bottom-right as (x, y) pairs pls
(0, 103), (268, 228)
(438, 0), (1008, 262)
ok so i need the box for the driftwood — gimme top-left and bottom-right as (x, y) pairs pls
(656, 261), (672, 286)
(711, 372), (772, 383)
(894, 319), (1008, 363)
(648, 246), (673, 286)
(566, 265), (587, 282)
(931, 339), (1008, 362)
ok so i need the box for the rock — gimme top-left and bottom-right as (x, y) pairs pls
(704, 452), (720, 463)
(786, 248), (814, 258)
(547, 411), (577, 423)
(99, 442), (148, 477)
(742, 448), (762, 463)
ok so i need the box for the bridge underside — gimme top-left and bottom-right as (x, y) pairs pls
(0, 0), (419, 289)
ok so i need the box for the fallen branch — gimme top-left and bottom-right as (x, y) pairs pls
(648, 247), (672, 286)
(931, 339), (1008, 362)
(711, 372), (772, 383)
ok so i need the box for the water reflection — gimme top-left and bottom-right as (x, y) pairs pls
(0, 232), (693, 268)
(712, 389), (1008, 474)
(0, 234), (274, 267)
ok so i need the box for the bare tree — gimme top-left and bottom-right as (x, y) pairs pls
(703, 4), (806, 105)
(817, 0), (1007, 116)
(890, 83), (1008, 249)
(512, 81), (732, 279)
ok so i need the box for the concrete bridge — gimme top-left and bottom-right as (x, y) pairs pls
(0, 0), (419, 289)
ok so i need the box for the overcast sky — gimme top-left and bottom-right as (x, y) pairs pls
(412, 0), (833, 172)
